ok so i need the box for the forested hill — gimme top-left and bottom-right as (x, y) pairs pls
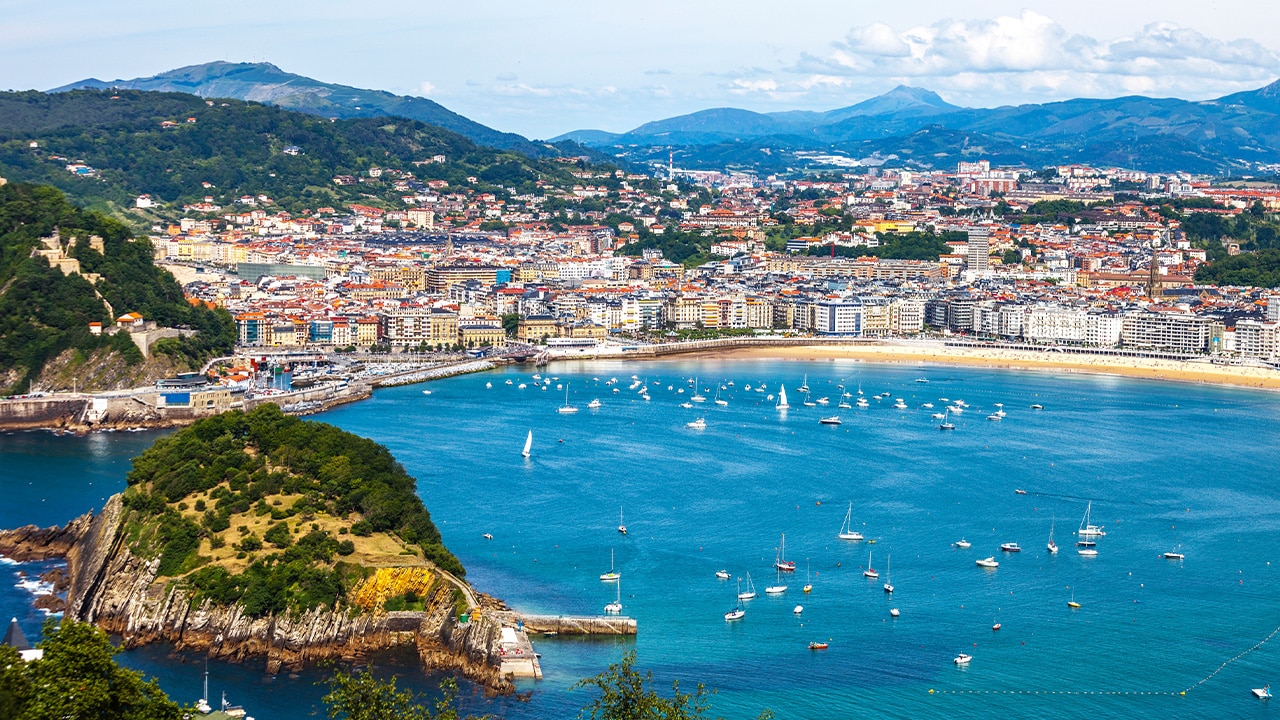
(0, 183), (234, 393)
(0, 89), (590, 217)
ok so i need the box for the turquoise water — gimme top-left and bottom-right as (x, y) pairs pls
(5, 359), (1280, 719)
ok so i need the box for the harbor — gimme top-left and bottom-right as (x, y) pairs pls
(5, 358), (1280, 719)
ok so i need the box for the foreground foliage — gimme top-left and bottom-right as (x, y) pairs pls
(0, 619), (183, 720)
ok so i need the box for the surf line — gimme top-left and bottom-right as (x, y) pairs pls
(929, 621), (1280, 697)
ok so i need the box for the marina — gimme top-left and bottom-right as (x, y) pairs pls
(4, 358), (1280, 719)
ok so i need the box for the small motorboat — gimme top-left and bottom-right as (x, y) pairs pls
(1015, 489), (1027, 495)
(793, 605), (804, 614)
(955, 539), (972, 549)
(680, 402), (693, 409)
(889, 608), (900, 617)
(1000, 542), (1021, 552)
(1253, 685), (1272, 699)
(421, 389), (433, 395)
(976, 557), (999, 568)
(808, 642), (829, 650)
(715, 570), (731, 580)
(1078, 548), (1098, 557)
(954, 653), (972, 665)
(486, 382), (492, 389)
(819, 416), (842, 425)
(1030, 403), (1044, 410)
(686, 418), (706, 430)
(1163, 551), (1185, 560)
(992, 623), (1002, 631)
(482, 533), (493, 540)
(588, 399), (602, 409)
(987, 413), (1003, 421)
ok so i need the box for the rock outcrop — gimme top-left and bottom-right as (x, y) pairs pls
(0, 493), (514, 693)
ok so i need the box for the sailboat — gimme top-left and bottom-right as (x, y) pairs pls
(803, 559), (813, 593)
(738, 572), (757, 600)
(691, 377), (706, 403)
(605, 580), (622, 614)
(1067, 589), (1080, 609)
(838, 503), (864, 540)
(939, 409), (956, 430)
(599, 549), (620, 581)
(765, 569), (787, 595)
(1077, 501), (1105, 537)
(775, 534), (796, 571)
(617, 507), (627, 535)
(714, 389), (728, 406)
(776, 385), (789, 410)
(803, 392), (817, 407)
(883, 554), (894, 593)
(725, 580), (746, 621)
(558, 384), (578, 414)
(798, 374), (810, 393)
(1047, 515), (1058, 554)
(863, 550), (878, 579)
(521, 430), (533, 458)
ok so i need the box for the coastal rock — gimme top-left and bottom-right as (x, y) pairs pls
(8, 492), (517, 693)
(0, 512), (94, 562)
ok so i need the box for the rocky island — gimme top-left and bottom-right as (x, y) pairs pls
(0, 404), (522, 692)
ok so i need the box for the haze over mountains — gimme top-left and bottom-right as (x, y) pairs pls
(555, 82), (1280, 175)
(47, 61), (1280, 175)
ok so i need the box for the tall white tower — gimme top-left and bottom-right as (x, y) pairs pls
(966, 227), (990, 278)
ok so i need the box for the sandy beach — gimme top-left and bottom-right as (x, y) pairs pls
(686, 342), (1280, 392)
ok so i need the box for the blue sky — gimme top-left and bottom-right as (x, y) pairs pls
(3, 0), (1279, 138)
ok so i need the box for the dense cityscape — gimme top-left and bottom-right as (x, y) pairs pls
(144, 159), (1280, 363)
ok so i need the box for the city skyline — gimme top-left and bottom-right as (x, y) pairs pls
(3, 1), (1280, 138)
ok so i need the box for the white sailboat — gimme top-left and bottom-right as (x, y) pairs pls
(776, 385), (790, 410)
(1047, 515), (1058, 554)
(521, 430), (532, 458)
(863, 549), (878, 579)
(714, 389), (728, 406)
(558, 384), (578, 414)
(604, 580), (622, 614)
(617, 507), (627, 535)
(599, 549), (620, 581)
(883, 554), (894, 593)
(1077, 501), (1105, 536)
(738, 572), (757, 600)
(838, 502), (864, 540)
(939, 409), (956, 430)
(798, 374), (810, 393)
(765, 569), (788, 595)
(775, 534), (796, 571)
(690, 377), (706, 403)
(725, 580), (746, 621)
(803, 559), (812, 593)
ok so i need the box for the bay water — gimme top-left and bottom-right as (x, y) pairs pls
(4, 358), (1280, 719)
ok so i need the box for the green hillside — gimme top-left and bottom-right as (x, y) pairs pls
(0, 183), (234, 393)
(122, 404), (463, 616)
(0, 89), (586, 217)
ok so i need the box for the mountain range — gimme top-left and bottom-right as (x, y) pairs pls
(554, 83), (1280, 175)
(44, 61), (1280, 175)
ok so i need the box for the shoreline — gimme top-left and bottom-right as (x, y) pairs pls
(654, 343), (1280, 392)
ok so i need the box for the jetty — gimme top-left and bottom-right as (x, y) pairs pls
(487, 611), (637, 680)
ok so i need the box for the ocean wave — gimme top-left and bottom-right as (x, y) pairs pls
(0, 556), (18, 566)
(14, 578), (54, 596)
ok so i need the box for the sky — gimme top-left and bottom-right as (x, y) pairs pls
(3, 0), (1280, 139)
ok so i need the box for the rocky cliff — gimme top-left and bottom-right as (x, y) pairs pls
(1, 494), (514, 692)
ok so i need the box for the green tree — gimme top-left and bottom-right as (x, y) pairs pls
(323, 669), (482, 720)
(500, 313), (521, 338)
(573, 651), (773, 720)
(5, 619), (183, 720)
(1001, 249), (1023, 266)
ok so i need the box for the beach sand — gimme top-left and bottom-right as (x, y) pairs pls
(687, 343), (1280, 392)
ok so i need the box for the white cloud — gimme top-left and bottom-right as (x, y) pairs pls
(729, 78), (779, 94)
(417, 81), (435, 95)
(782, 11), (1280, 105)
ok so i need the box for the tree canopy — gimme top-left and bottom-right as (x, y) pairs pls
(0, 183), (234, 392)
